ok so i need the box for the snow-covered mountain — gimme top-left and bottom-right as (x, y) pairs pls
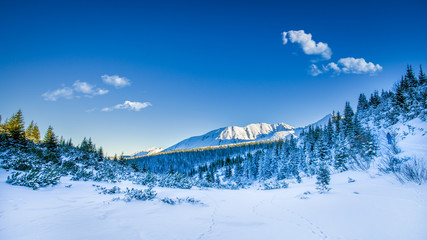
(128, 147), (164, 158)
(164, 114), (333, 152)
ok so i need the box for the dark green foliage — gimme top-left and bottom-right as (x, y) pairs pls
(43, 126), (57, 151)
(79, 137), (97, 153)
(357, 93), (369, 111)
(25, 121), (41, 143)
(161, 197), (203, 205)
(419, 66), (426, 85)
(343, 102), (355, 137)
(71, 168), (94, 181)
(369, 91), (381, 108)
(316, 165), (331, 193)
(6, 163), (61, 190)
(124, 187), (157, 201)
(3, 110), (26, 143)
(158, 172), (192, 189)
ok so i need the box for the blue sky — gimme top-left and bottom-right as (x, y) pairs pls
(1, 0), (426, 155)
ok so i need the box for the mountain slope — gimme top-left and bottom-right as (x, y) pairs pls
(164, 114), (332, 151)
(127, 147), (164, 158)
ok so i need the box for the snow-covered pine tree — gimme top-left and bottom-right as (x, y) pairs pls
(357, 93), (369, 112)
(316, 164), (331, 193)
(343, 102), (355, 138)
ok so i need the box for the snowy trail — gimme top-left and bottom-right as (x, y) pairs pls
(1, 169), (427, 240)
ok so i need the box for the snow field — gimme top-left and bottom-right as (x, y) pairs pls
(1, 169), (426, 240)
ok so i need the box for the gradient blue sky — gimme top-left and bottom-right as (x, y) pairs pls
(1, 0), (426, 155)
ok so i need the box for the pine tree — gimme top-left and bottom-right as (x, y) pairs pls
(44, 125), (57, 151)
(168, 165), (174, 174)
(88, 138), (95, 153)
(225, 166), (232, 178)
(357, 93), (369, 112)
(333, 111), (342, 134)
(0, 115), (4, 134)
(405, 65), (418, 88)
(369, 91), (381, 108)
(206, 168), (215, 182)
(316, 165), (331, 193)
(393, 76), (408, 113)
(25, 121), (34, 140)
(419, 65), (426, 85)
(32, 124), (41, 143)
(66, 138), (73, 147)
(326, 119), (334, 145)
(343, 102), (355, 137)
(80, 137), (89, 152)
(97, 147), (104, 161)
(4, 110), (25, 142)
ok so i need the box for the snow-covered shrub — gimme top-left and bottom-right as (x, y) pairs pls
(183, 197), (203, 205)
(298, 191), (311, 199)
(42, 151), (59, 164)
(379, 155), (407, 173)
(262, 180), (288, 190)
(93, 185), (121, 194)
(61, 161), (78, 175)
(397, 157), (427, 185)
(221, 182), (240, 190)
(71, 168), (94, 181)
(132, 172), (157, 186)
(161, 197), (177, 205)
(158, 173), (192, 189)
(161, 197), (203, 205)
(2, 155), (33, 171)
(6, 163), (61, 189)
(124, 187), (157, 202)
(93, 167), (118, 182)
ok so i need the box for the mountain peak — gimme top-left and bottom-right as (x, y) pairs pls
(164, 121), (298, 152)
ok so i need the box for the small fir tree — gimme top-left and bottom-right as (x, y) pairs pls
(5, 110), (25, 142)
(32, 124), (41, 143)
(316, 165), (331, 193)
(44, 125), (58, 151)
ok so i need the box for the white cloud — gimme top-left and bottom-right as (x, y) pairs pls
(42, 87), (74, 101)
(73, 80), (109, 96)
(309, 64), (322, 76)
(282, 30), (332, 60)
(101, 107), (113, 112)
(282, 32), (288, 44)
(102, 74), (130, 88)
(336, 57), (383, 74)
(311, 57), (383, 76)
(73, 80), (93, 94)
(96, 89), (109, 95)
(43, 80), (109, 101)
(102, 100), (152, 112)
(85, 108), (97, 113)
(325, 62), (341, 73)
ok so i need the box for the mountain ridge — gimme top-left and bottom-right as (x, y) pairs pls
(162, 114), (333, 152)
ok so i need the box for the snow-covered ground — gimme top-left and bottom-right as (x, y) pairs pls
(1, 169), (426, 240)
